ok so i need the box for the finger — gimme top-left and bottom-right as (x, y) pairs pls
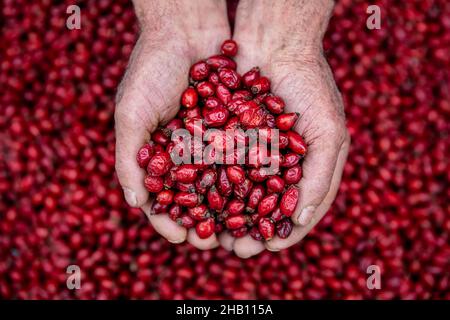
(233, 235), (265, 259)
(293, 123), (347, 226)
(218, 232), (235, 251)
(266, 136), (350, 251)
(142, 201), (187, 244)
(187, 229), (219, 250)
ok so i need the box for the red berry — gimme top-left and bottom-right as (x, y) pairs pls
(221, 39), (238, 57)
(226, 165), (246, 184)
(206, 55), (237, 70)
(276, 218), (294, 239)
(264, 95), (285, 114)
(258, 193), (279, 216)
(225, 215), (247, 229)
(258, 218), (275, 240)
(203, 106), (230, 128)
(251, 76), (270, 94)
(219, 68), (241, 89)
(242, 67), (260, 88)
(190, 61), (210, 81)
(196, 218), (215, 239)
(174, 192), (200, 208)
(226, 199), (246, 216)
(207, 186), (225, 211)
(174, 165), (198, 183)
(287, 131), (307, 155)
(280, 186), (299, 217)
(188, 204), (209, 221)
(246, 184), (266, 213)
(196, 81), (215, 97)
(147, 152), (172, 176)
(136, 143), (153, 168)
(156, 189), (174, 205)
(283, 165), (302, 185)
(144, 174), (164, 193)
(266, 175), (285, 193)
(276, 113), (299, 131)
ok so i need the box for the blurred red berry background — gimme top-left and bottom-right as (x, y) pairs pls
(0, 0), (448, 299)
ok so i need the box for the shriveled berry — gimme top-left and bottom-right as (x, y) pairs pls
(258, 218), (275, 240)
(239, 107), (266, 129)
(233, 178), (253, 199)
(207, 186), (225, 211)
(151, 201), (169, 214)
(219, 68), (241, 89)
(281, 153), (301, 167)
(204, 96), (223, 109)
(283, 165), (302, 185)
(226, 199), (245, 216)
(217, 167), (232, 196)
(245, 185), (265, 214)
(156, 189), (174, 205)
(249, 226), (263, 241)
(175, 164), (198, 183)
(276, 113), (299, 131)
(168, 204), (182, 221)
(216, 83), (232, 105)
(177, 214), (195, 228)
(188, 204), (209, 221)
(266, 175), (285, 193)
(264, 95), (285, 114)
(190, 61), (210, 81)
(258, 193), (279, 216)
(225, 215), (247, 229)
(226, 165), (245, 184)
(203, 106), (230, 128)
(229, 226), (248, 238)
(206, 55), (237, 70)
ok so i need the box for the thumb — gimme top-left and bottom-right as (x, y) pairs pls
(114, 89), (158, 208)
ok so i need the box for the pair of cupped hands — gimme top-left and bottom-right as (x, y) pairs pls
(115, 0), (350, 258)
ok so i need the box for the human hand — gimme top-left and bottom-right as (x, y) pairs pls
(219, 0), (351, 258)
(115, 0), (230, 248)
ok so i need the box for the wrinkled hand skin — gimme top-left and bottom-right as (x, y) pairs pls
(220, 0), (351, 258)
(114, 0), (230, 250)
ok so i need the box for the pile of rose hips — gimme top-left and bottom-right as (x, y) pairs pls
(137, 40), (306, 241)
(0, 0), (448, 300)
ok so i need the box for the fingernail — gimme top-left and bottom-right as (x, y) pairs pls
(123, 188), (137, 207)
(168, 238), (185, 244)
(267, 247), (280, 252)
(298, 206), (315, 225)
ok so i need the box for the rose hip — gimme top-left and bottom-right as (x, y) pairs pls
(147, 152), (172, 176)
(177, 214), (195, 228)
(219, 68), (241, 89)
(226, 199), (245, 216)
(174, 192), (200, 208)
(225, 215), (247, 230)
(203, 106), (230, 128)
(136, 143), (153, 168)
(258, 193), (279, 216)
(287, 131), (307, 155)
(189, 61), (210, 81)
(196, 218), (215, 239)
(258, 218), (275, 240)
(156, 190), (174, 205)
(188, 204), (209, 221)
(207, 186), (225, 211)
(181, 87), (198, 108)
(221, 39), (238, 57)
(226, 165), (246, 184)
(246, 184), (266, 212)
(233, 178), (253, 199)
(280, 186), (299, 217)
(264, 95), (285, 114)
(266, 176), (285, 193)
(276, 113), (299, 131)
(196, 81), (215, 98)
(276, 218), (294, 239)
(283, 165), (302, 185)
(242, 67), (260, 88)
(206, 55), (237, 70)
(251, 76), (270, 94)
